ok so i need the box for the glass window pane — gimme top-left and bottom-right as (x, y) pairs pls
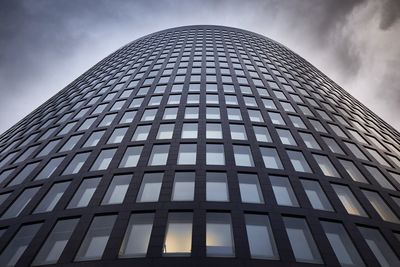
(287, 150), (312, 173)
(283, 217), (322, 264)
(268, 112), (284, 125)
(59, 135), (82, 152)
(119, 146), (143, 168)
(63, 152), (90, 175)
(301, 179), (333, 211)
(261, 147), (283, 169)
(238, 173), (264, 203)
(184, 107), (198, 119)
(206, 213), (234, 257)
(75, 215), (117, 261)
(90, 149), (116, 171)
(321, 221), (365, 267)
(32, 219), (79, 266)
(172, 172), (195, 201)
(245, 214), (278, 260)
(313, 154), (340, 177)
(322, 137), (344, 154)
(181, 123), (198, 139)
(137, 173), (163, 202)
(206, 144), (225, 165)
(102, 175), (132, 205)
(67, 177), (101, 209)
(253, 126), (272, 142)
(132, 125), (151, 141)
(206, 124), (222, 139)
(270, 176), (299, 206)
(156, 124), (174, 139)
(1, 186), (40, 219)
(177, 144), (197, 165)
(119, 213), (154, 258)
(364, 165), (395, 191)
(83, 131), (105, 147)
(362, 190), (400, 223)
(332, 184), (368, 217)
(119, 111), (136, 124)
(230, 124), (247, 140)
(339, 159), (368, 183)
(206, 107), (220, 119)
(0, 223), (42, 267)
(141, 109), (157, 121)
(163, 213), (193, 256)
(206, 172), (229, 202)
(148, 145), (169, 166)
(276, 129), (297, 146)
(358, 226), (400, 266)
(8, 162), (40, 186)
(233, 145), (254, 167)
(35, 157), (65, 180)
(299, 132), (321, 149)
(107, 127), (128, 144)
(249, 110), (264, 122)
(34, 182), (70, 213)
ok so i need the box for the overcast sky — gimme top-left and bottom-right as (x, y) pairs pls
(1, 0), (400, 134)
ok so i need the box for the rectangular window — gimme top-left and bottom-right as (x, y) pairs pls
(253, 126), (272, 142)
(34, 181), (70, 213)
(238, 173), (264, 203)
(132, 125), (151, 141)
(283, 217), (322, 264)
(230, 124), (247, 140)
(184, 107), (198, 119)
(99, 114), (116, 127)
(8, 162), (39, 186)
(156, 124), (174, 139)
(339, 159), (368, 183)
(248, 110), (264, 122)
(206, 123), (223, 139)
(233, 145), (254, 167)
(1, 186), (40, 219)
(206, 144), (225, 165)
(63, 152), (90, 175)
(119, 213), (154, 258)
(172, 172), (195, 201)
(206, 213), (234, 257)
(313, 154), (340, 177)
(322, 137), (344, 154)
(83, 131), (105, 147)
(106, 127), (127, 144)
(245, 214), (278, 259)
(136, 173), (163, 202)
(206, 172), (229, 202)
(362, 190), (399, 223)
(332, 184), (368, 217)
(32, 218), (79, 266)
(206, 107), (220, 119)
(37, 140), (60, 157)
(276, 129), (297, 146)
(163, 213), (193, 256)
(75, 215), (117, 261)
(67, 177), (101, 209)
(270, 175), (299, 206)
(148, 145), (169, 166)
(0, 223), (42, 266)
(227, 108), (242, 120)
(358, 226), (400, 266)
(287, 150), (312, 173)
(364, 165), (395, 190)
(90, 149), (116, 171)
(301, 179), (333, 211)
(119, 146), (143, 168)
(299, 132), (321, 149)
(289, 115), (307, 129)
(35, 157), (65, 180)
(141, 109), (157, 121)
(119, 111), (136, 124)
(268, 112), (285, 125)
(181, 123), (198, 139)
(163, 107), (178, 120)
(260, 147), (283, 169)
(177, 144), (197, 165)
(321, 221), (365, 267)
(102, 175), (132, 205)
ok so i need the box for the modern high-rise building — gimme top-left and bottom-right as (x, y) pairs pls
(0, 25), (399, 267)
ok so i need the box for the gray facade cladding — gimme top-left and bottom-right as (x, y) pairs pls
(0, 25), (399, 266)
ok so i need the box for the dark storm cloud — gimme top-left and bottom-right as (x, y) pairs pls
(0, 0), (399, 133)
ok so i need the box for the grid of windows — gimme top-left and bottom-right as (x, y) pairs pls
(0, 25), (399, 266)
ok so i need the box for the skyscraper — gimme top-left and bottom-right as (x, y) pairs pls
(0, 25), (399, 266)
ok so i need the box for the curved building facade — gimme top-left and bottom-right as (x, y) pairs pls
(0, 25), (400, 267)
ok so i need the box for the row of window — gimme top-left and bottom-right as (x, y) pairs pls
(1, 212), (399, 266)
(1, 171), (399, 224)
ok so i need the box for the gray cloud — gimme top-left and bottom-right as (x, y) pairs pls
(0, 0), (399, 133)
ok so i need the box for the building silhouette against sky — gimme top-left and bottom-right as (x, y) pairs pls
(0, 25), (399, 267)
